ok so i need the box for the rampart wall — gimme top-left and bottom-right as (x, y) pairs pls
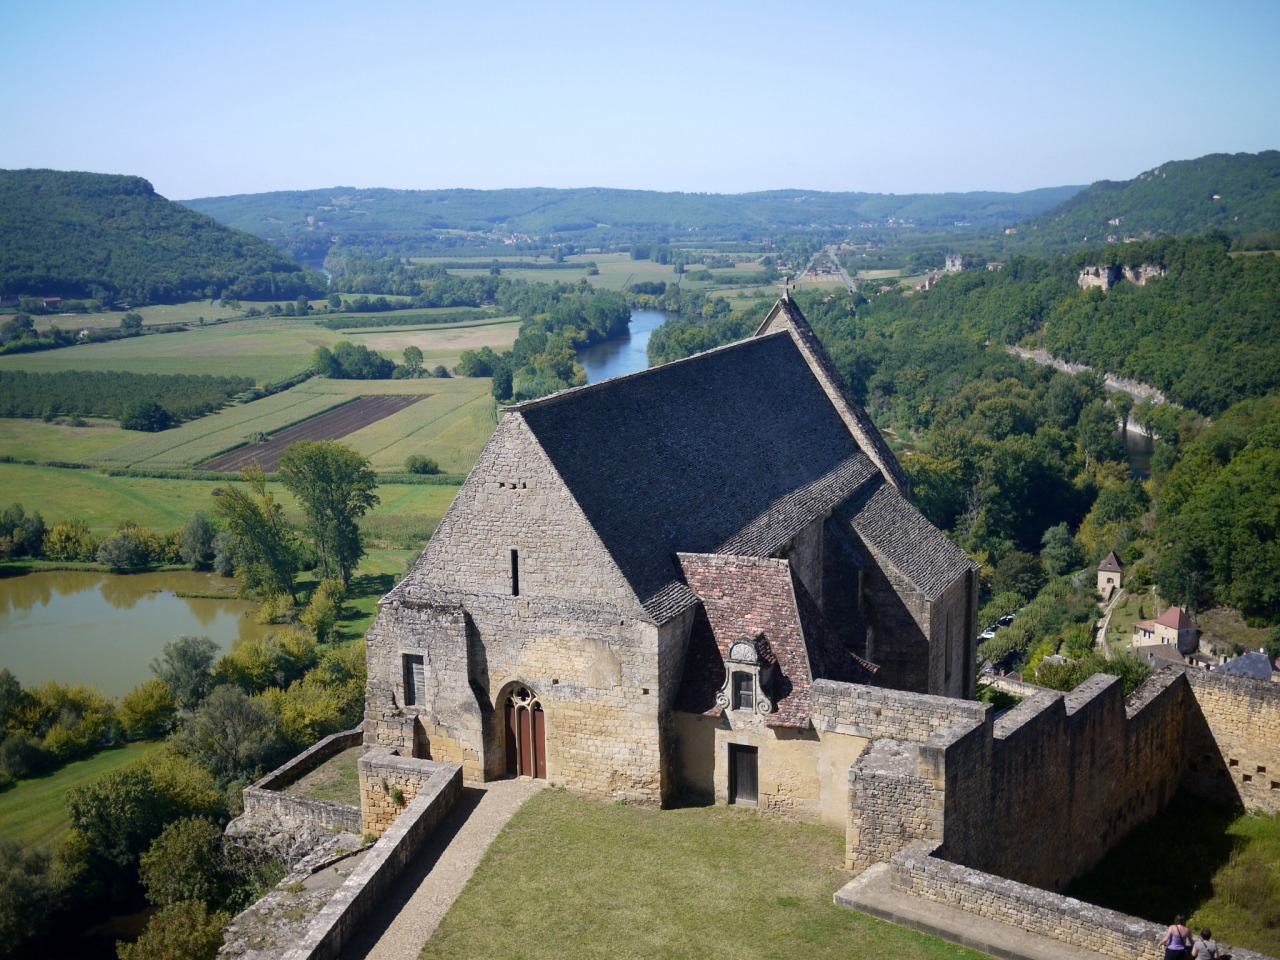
(829, 666), (1280, 892)
(241, 727), (365, 836)
(867, 841), (1272, 960)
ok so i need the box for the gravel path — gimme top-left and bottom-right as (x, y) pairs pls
(343, 778), (544, 960)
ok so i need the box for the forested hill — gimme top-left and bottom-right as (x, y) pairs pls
(184, 184), (1082, 258)
(1015, 151), (1280, 249)
(0, 169), (325, 305)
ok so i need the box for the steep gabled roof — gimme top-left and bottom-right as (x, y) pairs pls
(508, 331), (880, 622)
(674, 553), (877, 727)
(755, 296), (910, 492)
(1099, 551), (1123, 573)
(1156, 606), (1199, 631)
(838, 476), (975, 601)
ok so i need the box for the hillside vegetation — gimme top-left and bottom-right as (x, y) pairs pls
(184, 183), (1082, 260)
(0, 170), (325, 304)
(1017, 151), (1280, 249)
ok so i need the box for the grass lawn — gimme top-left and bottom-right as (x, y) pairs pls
(0, 417), (133, 462)
(422, 789), (985, 960)
(0, 741), (160, 850)
(1105, 587), (1160, 648)
(1066, 792), (1280, 955)
(283, 745), (363, 806)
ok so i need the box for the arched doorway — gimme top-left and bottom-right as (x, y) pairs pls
(503, 685), (546, 779)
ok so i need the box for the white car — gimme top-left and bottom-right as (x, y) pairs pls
(979, 626), (998, 640)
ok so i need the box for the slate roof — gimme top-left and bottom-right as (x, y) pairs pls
(1099, 551), (1123, 573)
(510, 331), (883, 623)
(755, 297), (911, 492)
(674, 553), (878, 728)
(1217, 651), (1275, 681)
(837, 477), (975, 602)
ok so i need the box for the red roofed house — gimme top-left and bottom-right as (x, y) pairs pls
(1133, 605), (1200, 655)
(1097, 551), (1123, 598)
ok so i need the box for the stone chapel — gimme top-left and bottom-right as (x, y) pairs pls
(362, 295), (978, 822)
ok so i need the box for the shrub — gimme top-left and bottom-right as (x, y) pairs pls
(300, 579), (346, 642)
(117, 900), (230, 960)
(43, 518), (98, 562)
(0, 839), (61, 954)
(97, 531), (144, 572)
(0, 731), (48, 781)
(404, 454), (441, 475)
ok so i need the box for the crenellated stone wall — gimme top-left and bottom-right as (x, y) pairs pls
(1184, 668), (1280, 814)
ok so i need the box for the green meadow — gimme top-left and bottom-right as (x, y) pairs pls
(0, 742), (161, 849)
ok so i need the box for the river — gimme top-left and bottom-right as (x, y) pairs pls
(0, 570), (271, 697)
(576, 310), (670, 383)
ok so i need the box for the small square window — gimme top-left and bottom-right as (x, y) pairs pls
(1229, 758), (1239, 767)
(1242, 774), (1253, 783)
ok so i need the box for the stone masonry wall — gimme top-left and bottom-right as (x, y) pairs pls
(847, 740), (938, 871)
(1184, 668), (1280, 814)
(240, 727), (364, 836)
(885, 841), (1272, 960)
(852, 534), (932, 693)
(360, 748), (445, 837)
(404, 413), (647, 615)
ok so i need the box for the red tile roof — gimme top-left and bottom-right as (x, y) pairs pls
(674, 553), (877, 728)
(1156, 605), (1198, 630)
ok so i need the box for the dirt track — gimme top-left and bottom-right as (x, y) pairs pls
(200, 395), (424, 472)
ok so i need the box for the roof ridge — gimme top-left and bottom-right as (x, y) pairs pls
(506, 329), (793, 413)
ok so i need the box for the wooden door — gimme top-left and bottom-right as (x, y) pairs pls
(504, 701), (519, 776)
(729, 745), (758, 805)
(531, 704), (546, 779)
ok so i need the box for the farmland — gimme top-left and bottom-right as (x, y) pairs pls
(200, 395), (424, 472)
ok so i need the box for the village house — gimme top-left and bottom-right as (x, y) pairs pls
(1097, 550), (1123, 597)
(362, 295), (977, 819)
(1132, 604), (1200, 654)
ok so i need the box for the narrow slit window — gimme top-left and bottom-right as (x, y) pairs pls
(510, 548), (520, 597)
(403, 654), (425, 707)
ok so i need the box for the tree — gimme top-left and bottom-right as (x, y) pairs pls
(212, 466), (299, 601)
(180, 513), (216, 570)
(117, 900), (230, 960)
(121, 399), (173, 432)
(0, 839), (60, 953)
(151, 635), (219, 711)
(992, 551), (1047, 601)
(172, 685), (281, 785)
(138, 818), (229, 907)
(118, 679), (178, 739)
(119, 312), (144, 332)
(402, 345), (424, 378)
(1041, 523), (1085, 576)
(1077, 399), (1125, 466)
(278, 442), (379, 585)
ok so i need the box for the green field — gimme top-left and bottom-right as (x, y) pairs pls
(0, 418), (133, 462)
(422, 789), (982, 960)
(0, 462), (460, 538)
(0, 742), (160, 850)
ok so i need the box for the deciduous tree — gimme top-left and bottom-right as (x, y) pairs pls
(278, 442), (378, 585)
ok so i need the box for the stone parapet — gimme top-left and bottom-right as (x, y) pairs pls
(239, 727), (365, 840)
(887, 842), (1273, 960)
(281, 759), (462, 960)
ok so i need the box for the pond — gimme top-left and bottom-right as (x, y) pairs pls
(576, 310), (671, 383)
(0, 570), (272, 697)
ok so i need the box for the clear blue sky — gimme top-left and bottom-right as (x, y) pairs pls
(2, 0), (1277, 200)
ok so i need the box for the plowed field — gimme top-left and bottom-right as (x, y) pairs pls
(200, 395), (424, 472)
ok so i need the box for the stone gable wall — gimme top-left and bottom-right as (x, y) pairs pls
(403, 414), (643, 615)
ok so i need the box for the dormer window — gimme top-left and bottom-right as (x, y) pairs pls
(717, 637), (774, 716)
(732, 671), (754, 710)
